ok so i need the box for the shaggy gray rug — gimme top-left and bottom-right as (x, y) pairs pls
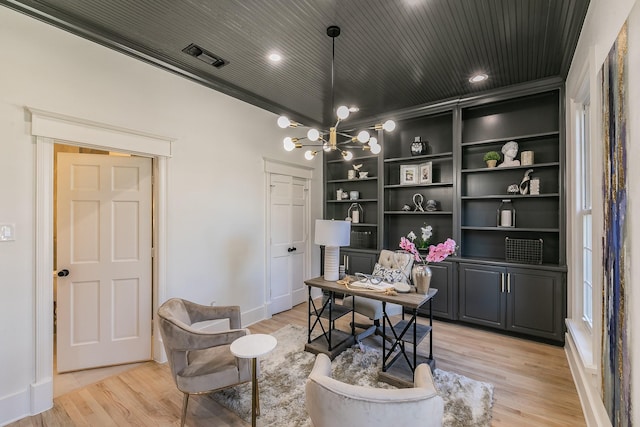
(211, 324), (493, 426)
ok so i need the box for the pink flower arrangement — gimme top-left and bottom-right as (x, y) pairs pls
(399, 236), (457, 265)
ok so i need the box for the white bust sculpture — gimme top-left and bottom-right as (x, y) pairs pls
(498, 141), (520, 167)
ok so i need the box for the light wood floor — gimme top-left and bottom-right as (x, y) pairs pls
(11, 301), (586, 426)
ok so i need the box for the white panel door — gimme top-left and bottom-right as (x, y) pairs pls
(269, 174), (308, 314)
(56, 153), (152, 372)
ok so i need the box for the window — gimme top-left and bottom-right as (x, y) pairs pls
(577, 101), (592, 328)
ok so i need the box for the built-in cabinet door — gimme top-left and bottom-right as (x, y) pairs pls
(342, 250), (377, 275)
(506, 268), (565, 341)
(418, 261), (455, 319)
(458, 263), (506, 328)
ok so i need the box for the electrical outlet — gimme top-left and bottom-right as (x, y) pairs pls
(0, 224), (15, 241)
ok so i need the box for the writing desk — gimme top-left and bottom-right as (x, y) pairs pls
(304, 276), (437, 387)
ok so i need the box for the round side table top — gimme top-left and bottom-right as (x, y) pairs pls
(230, 334), (277, 359)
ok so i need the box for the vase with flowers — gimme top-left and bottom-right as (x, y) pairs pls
(399, 233), (457, 294)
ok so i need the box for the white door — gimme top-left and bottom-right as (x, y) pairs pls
(269, 174), (308, 314)
(56, 153), (152, 372)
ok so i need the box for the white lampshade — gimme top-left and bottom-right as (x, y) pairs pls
(315, 219), (351, 281)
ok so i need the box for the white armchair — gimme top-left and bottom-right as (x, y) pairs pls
(305, 353), (444, 427)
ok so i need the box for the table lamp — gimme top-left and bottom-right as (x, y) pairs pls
(315, 219), (351, 281)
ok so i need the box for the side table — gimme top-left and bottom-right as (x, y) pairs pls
(230, 334), (277, 427)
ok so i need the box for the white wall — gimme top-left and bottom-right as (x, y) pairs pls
(0, 7), (322, 424)
(565, 0), (639, 425)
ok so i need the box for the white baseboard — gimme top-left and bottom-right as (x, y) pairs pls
(565, 332), (612, 427)
(29, 378), (53, 416)
(243, 304), (269, 327)
(0, 388), (30, 427)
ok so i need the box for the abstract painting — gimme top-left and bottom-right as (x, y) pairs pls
(601, 21), (631, 426)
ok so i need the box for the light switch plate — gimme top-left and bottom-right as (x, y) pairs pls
(0, 224), (15, 241)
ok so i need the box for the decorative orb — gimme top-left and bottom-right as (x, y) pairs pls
(283, 137), (295, 151)
(307, 128), (320, 141)
(277, 116), (291, 128)
(357, 131), (370, 143)
(383, 119), (396, 132)
(336, 106), (350, 120)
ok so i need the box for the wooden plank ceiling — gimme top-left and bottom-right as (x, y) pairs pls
(2, 0), (589, 127)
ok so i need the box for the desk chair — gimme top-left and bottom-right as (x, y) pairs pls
(342, 249), (413, 342)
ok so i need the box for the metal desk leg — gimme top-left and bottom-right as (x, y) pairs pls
(251, 357), (258, 427)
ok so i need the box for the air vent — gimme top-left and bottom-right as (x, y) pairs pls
(182, 43), (229, 68)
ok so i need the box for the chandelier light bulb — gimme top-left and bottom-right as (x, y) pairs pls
(304, 150), (317, 160)
(336, 105), (350, 120)
(357, 130), (370, 143)
(307, 128), (320, 141)
(277, 116), (291, 128)
(283, 137), (296, 151)
(370, 143), (381, 154)
(369, 136), (378, 145)
(342, 151), (353, 161)
(382, 119), (396, 132)
(323, 142), (331, 152)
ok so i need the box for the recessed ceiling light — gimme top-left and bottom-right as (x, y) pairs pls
(268, 53), (282, 62)
(469, 73), (488, 83)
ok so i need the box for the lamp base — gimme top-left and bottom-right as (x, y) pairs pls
(323, 246), (340, 281)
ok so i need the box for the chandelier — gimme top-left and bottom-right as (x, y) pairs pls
(277, 25), (395, 161)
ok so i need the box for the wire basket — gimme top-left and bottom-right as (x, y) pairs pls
(505, 237), (543, 264)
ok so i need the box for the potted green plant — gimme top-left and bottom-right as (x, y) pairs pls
(483, 151), (501, 168)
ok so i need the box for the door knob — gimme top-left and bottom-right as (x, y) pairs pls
(57, 269), (70, 277)
(287, 247), (297, 252)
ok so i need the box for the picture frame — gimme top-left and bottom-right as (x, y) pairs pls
(400, 165), (418, 185)
(419, 162), (433, 184)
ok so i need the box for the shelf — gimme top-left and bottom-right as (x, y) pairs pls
(384, 152), (453, 163)
(461, 193), (559, 200)
(315, 303), (352, 321)
(327, 177), (377, 183)
(461, 226), (560, 232)
(384, 211), (453, 215)
(384, 182), (453, 189)
(327, 155), (378, 164)
(349, 223), (377, 227)
(327, 198), (377, 203)
(384, 319), (432, 345)
(461, 162), (559, 173)
(461, 131), (560, 147)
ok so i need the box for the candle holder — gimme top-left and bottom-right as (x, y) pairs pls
(347, 203), (364, 224)
(497, 199), (515, 227)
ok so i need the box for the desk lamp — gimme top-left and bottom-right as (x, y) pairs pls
(315, 219), (351, 281)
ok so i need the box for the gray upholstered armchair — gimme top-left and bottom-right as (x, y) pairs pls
(157, 298), (252, 427)
(305, 353), (444, 427)
(342, 249), (414, 341)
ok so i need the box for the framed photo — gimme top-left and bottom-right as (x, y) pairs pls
(419, 162), (433, 184)
(400, 165), (418, 185)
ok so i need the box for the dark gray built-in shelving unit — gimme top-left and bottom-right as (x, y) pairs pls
(322, 78), (567, 343)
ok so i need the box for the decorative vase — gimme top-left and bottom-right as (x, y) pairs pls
(410, 137), (429, 156)
(412, 265), (432, 294)
(486, 160), (497, 168)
